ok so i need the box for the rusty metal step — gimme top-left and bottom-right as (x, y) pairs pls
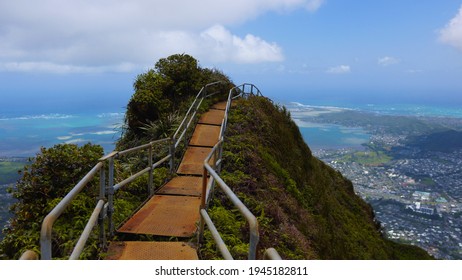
(177, 146), (212, 175)
(189, 124), (221, 147)
(198, 109), (225, 126)
(117, 195), (201, 237)
(157, 176), (203, 197)
(105, 241), (198, 260)
(211, 101), (227, 110)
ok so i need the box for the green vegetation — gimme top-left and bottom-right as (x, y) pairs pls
(406, 129), (462, 152)
(419, 177), (437, 186)
(120, 53), (232, 148)
(1, 144), (106, 259)
(0, 54), (232, 260)
(340, 151), (392, 166)
(314, 110), (444, 136)
(202, 96), (432, 259)
(0, 54), (433, 260)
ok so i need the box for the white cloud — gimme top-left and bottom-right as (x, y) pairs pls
(0, 61), (137, 74)
(0, 0), (323, 73)
(200, 25), (283, 63)
(378, 56), (400, 66)
(306, 0), (325, 12)
(327, 65), (351, 74)
(439, 5), (462, 52)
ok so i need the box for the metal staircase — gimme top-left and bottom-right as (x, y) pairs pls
(28, 83), (281, 260)
(105, 103), (226, 260)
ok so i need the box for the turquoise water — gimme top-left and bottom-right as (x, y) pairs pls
(289, 99), (462, 119)
(0, 112), (125, 239)
(297, 122), (371, 151)
(350, 103), (462, 118)
(288, 99), (462, 151)
(0, 112), (124, 157)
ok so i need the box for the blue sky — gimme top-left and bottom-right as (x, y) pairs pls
(1, 0), (462, 113)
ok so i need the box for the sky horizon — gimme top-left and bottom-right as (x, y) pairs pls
(1, 1), (462, 113)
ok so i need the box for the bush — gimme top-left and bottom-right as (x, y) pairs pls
(0, 143), (104, 259)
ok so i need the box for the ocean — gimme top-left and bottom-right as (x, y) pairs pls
(0, 110), (125, 240)
(0, 112), (124, 157)
(280, 93), (462, 152)
(2, 91), (462, 242)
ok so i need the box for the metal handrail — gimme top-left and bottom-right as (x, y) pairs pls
(173, 81), (225, 149)
(263, 248), (282, 260)
(37, 81), (278, 260)
(202, 140), (260, 260)
(39, 137), (175, 259)
(198, 84), (281, 260)
(69, 199), (105, 260)
(40, 162), (104, 260)
(19, 250), (39, 260)
(39, 81), (227, 260)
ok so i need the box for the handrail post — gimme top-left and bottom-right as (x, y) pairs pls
(107, 157), (115, 237)
(217, 140), (223, 173)
(40, 217), (53, 260)
(40, 162), (103, 259)
(249, 222), (259, 260)
(198, 167), (208, 245)
(98, 162), (106, 250)
(264, 248), (282, 260)
(184, 123), (188, 148)
(148, 144), (154, 196)
(169, 136), (175, 174)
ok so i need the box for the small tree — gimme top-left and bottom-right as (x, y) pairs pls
(0, 143), (104, 259)
(123, 53), (232, 141)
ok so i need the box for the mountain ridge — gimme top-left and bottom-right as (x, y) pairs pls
(203, 95), (433, 259)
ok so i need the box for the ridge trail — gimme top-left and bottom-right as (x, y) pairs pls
(105, 103), (226, 260)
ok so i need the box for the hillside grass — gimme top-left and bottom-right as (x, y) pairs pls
(201, 96), (433, 260)
(340, 151), (392, 166)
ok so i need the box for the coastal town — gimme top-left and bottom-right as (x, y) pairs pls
(315, 136), (462, 259)
(288, 101), (462, 259)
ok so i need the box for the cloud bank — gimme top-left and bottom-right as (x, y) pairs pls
(439, 5), (462, 52)
(0, 0), (323, 73)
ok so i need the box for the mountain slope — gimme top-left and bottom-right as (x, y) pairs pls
(203, 96), (432, 259)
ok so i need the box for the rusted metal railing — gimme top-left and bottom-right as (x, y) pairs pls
(35, 81), (278, 260)
(198, 83), (281, 260)
(38, 81), (225, 260)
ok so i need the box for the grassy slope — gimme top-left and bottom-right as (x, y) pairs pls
(202, 96), (432, 260)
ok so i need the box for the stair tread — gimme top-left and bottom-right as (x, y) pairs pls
(117, 195), (201, 237)
(157, 176), (203, 197)
(177, 146), (213, 175)
(105, 241), (198, 260)
(198, 109), (225, 126)
(189, 124), (221, 147)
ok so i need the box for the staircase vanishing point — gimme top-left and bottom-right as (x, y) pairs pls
(105, 101), (227, 260)
(29, 83), (281, 261)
